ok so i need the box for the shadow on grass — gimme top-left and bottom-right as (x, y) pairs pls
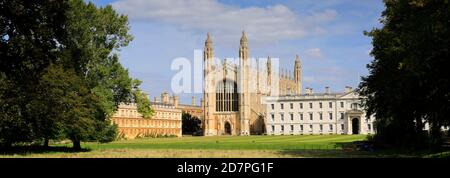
(0, 146), (91, 156)
(277, 142), (424, 158)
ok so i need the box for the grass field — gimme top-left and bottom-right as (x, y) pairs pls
(5, 134), (442, 158)
(1, 135), (378, 158)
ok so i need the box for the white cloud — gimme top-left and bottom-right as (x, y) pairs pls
(112, 0), (337, 44)
(304, 48), (325, 59)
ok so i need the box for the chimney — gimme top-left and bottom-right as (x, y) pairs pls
(325, 86), (331, 94)
(305, 87), (313, 95)
(173, 96), (179, 108)
(161, 92), (169, 104)
(192, 96), (196, 106)
(345, 86), (353, 93)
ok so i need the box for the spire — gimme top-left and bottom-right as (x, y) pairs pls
(267, 56), (272, 73)
(294, 54), (302, 94)
(294, 54), (301, 80)
(239, 30), (248, 60)
(204, 32), (214, 61)
(267, 56), (272, 85)
(205, 32), (212, 46)
(295, 54), (301, 63)
(240, 30), (248, 44)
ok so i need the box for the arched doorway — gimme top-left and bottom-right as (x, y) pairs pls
(352, 118), (359, 134)
(224, 122), (232, 135)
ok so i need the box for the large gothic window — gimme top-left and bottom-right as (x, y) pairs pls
(216, 80), (239, 112)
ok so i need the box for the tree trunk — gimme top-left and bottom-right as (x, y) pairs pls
(44, 138), (49, 148)
(73, 140), (81, 150)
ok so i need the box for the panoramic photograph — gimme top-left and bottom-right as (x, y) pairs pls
(1, 0), (449, 163)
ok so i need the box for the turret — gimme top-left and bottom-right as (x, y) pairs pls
(294, 54), (302, 94)
(294, 54), (301, 83)
(239, 31), (248, 60)
(204, 32), (214, 62)
(267, 56), (272, 85)
(191, 96), (196, 106)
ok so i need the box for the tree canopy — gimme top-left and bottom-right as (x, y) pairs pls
(359, 0), (450, 149)
(182, 112), (203, 136)
(0, 0), (152, 149)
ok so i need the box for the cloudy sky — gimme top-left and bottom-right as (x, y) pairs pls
(89, 0), (384, 104)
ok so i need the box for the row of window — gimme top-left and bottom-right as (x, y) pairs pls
(271, 102), (340, 110)
(114, 119), (181, 128)
(271, 102), (359, 110)
(270, 112), (346, 121)
(270, 124), (372, 132)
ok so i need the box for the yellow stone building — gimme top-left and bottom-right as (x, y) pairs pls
(111, 102), (182, 139)
(154, 92), (204, 120)
(203, 32), (302, 136)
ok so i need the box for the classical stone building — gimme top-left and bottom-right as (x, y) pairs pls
(263, 87), (375, 135)
(153, 92), (204, 120)
(203, 32), (302, 136)
(111, 102), (182, 139)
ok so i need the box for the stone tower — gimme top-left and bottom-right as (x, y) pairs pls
(203, 32), (215, 136)
(267, 56), (272, 93)
(239, 31), (250, 135)
(202, 32), (302, 136)
(294, 54), (302, 94)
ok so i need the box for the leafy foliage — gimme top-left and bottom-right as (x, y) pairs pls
(182, 112), (203, 136)
(0, 0), (151, 149)
(359, 0), (450, 149)
(132, 86), (154, 118)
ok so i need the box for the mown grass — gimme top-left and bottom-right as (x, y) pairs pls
(0, 135), (381, 158)
(62, 135), (367, 151)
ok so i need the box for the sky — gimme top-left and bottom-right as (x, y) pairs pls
(89, 0), (385, 104)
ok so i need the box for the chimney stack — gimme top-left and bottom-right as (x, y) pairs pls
(305, 87), (313, 95)
(345, 86), (353, 93)
(192, 96), (196, 106)
(173, 95), (179, 108)
(325, 86), (331, 94)
(161, 92), (169, 104)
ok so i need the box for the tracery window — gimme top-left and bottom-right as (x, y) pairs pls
(216, 80), (239, 112)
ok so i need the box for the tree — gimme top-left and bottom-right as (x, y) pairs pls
(182, 112), (202, 136)
(0, 0), (150, 149)
(33, 64), (101, 149)
(132, 85), (154, 119)
(0, 0), (68, 146)
(59, 0), (145, 148)
(359, 0), (450, 149)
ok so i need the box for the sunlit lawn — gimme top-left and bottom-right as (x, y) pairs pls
(0, 135), (387, 158)
(74, 134), (367, 150)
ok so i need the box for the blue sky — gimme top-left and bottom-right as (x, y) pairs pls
(89, 0), (384, 104)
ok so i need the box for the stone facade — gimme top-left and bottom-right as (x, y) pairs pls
(263, 87), (375, 135)
(153, 92), (204, 120)
(203, 32), (302, 136)
(111, 102), (182, 139)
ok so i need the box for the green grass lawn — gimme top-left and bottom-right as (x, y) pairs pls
(1, 135), (445, 158)
(72, 134), (366, 150)
(1, 135), (405, 158)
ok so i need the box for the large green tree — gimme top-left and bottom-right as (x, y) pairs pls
(0, 0), (152, 149)
(182, 112), (202, 136)
(0, 0), (68, 146)
(359, 0), (450, 149)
